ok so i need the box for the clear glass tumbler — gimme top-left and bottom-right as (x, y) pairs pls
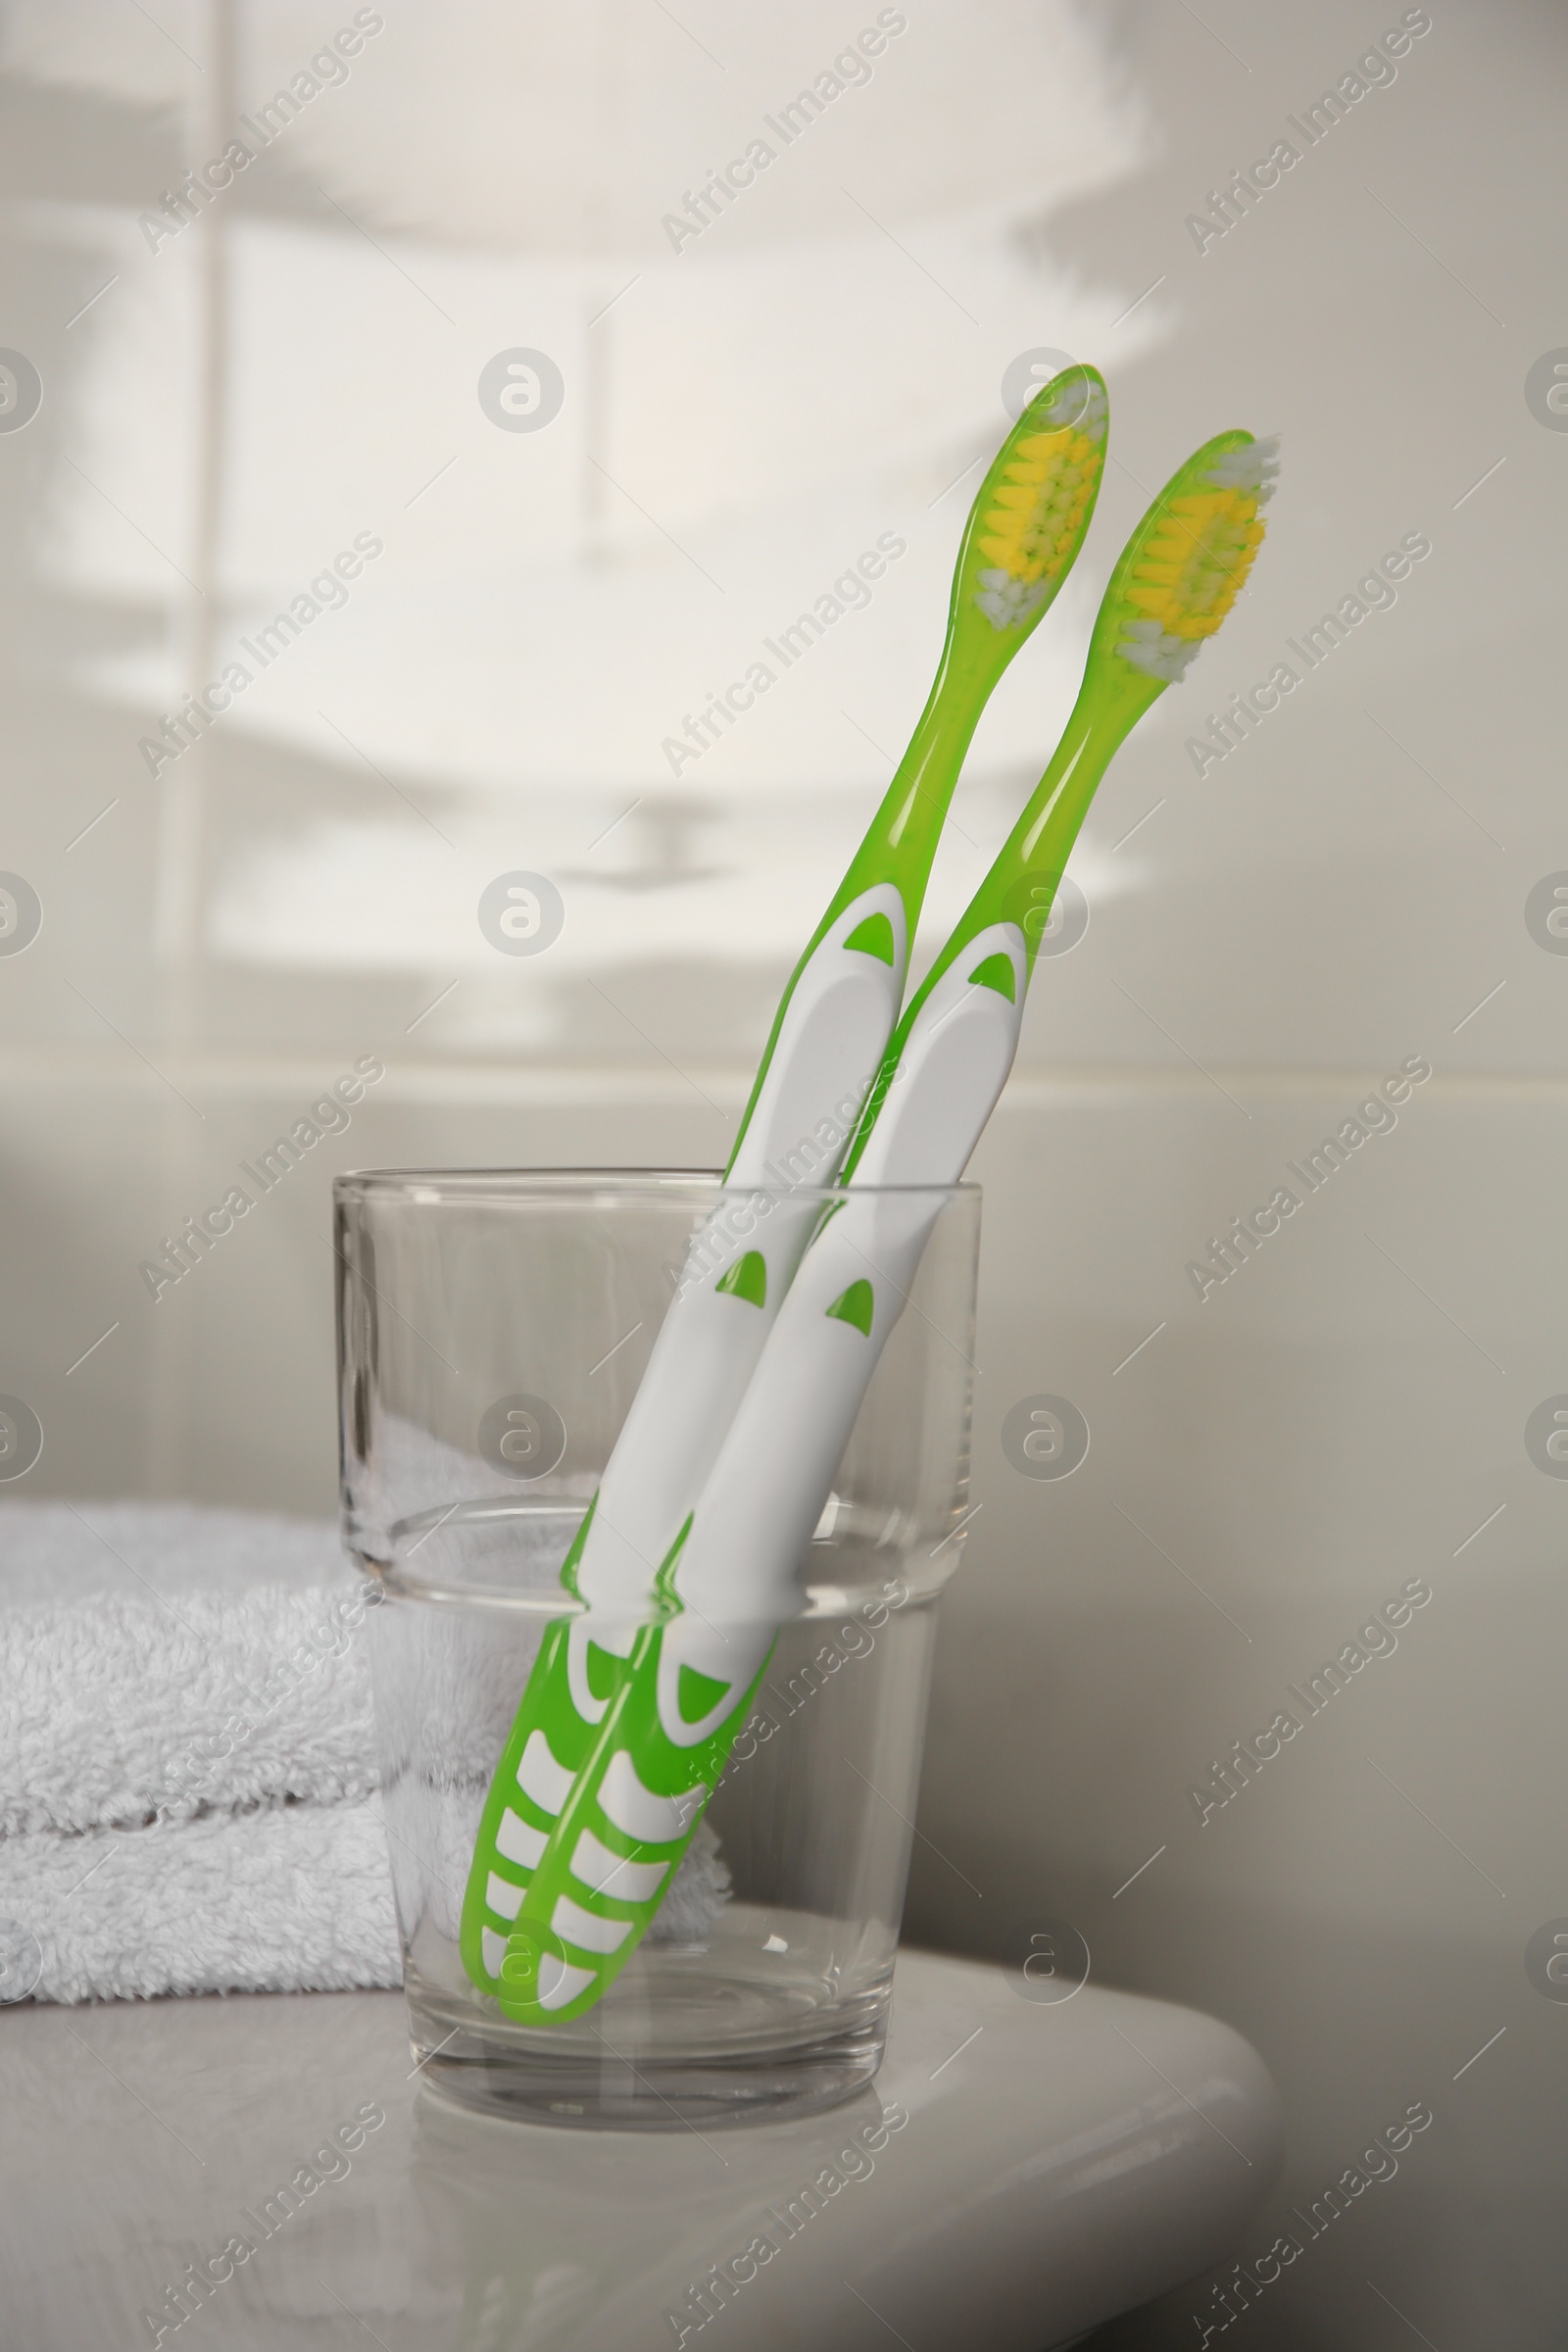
(334, 1169), (980, 2128)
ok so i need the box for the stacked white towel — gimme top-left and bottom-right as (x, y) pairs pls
(0, 1495), (729, 2006)
(0, 1499), (402, 2003)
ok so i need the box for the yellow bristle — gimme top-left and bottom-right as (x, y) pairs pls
(1147, 486), (1260, 624)
(967, 393), (1108, 599)
(1105, 444), (1272, 669)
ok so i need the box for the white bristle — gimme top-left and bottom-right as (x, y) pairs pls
(1115, 628), (1202, 684)
(1034, 373), (1108, 445)
(974, 567), (1051, 632)
(1205, 433), (1281, 501)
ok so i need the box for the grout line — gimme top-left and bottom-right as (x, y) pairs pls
(9, 1054), (1568, 1106)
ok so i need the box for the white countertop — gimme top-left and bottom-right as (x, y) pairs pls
(0, 1948), (1279, 2349)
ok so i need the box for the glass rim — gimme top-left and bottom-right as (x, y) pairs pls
(334, 1165), (980, 1204)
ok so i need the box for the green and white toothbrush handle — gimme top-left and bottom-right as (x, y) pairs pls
(570, 877), (909, 1632)
(480, 923), (1029, 2018)
(468, 360), (1108, 1667)
(458, 884), (906, 1981)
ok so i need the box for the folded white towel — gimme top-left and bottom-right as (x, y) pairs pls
(0, 1498), (401, 2001)
(0, 1499), (379, 1838)
(2, 1801), (402, 2004)
(0, 1496), (727, 2006)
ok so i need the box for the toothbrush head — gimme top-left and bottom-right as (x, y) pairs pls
(1098, 429), (1279, 688)
(956, 363), (1109, 642)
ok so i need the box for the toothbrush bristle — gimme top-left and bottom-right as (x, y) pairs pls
(972, 371), (1107, 632)
(1112, 434), (1279, 683)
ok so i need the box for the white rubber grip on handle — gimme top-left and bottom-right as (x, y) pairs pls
(568, 884), (907, 1626)
(658, 923), (1027, 1743)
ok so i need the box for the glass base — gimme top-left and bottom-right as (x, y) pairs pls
(407, 1965), (891, 2131)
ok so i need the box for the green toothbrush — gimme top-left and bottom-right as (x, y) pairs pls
(460, 367), (1110, 2001)
(482, 425), (1279, 2023)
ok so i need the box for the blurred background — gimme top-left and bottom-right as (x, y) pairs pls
(1, 0), (1565, 2339)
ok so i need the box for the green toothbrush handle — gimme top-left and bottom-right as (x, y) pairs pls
(458, 876), (911, 1998)
(469, 1618), (771, 2024)
(486, 921), (1042, 2023)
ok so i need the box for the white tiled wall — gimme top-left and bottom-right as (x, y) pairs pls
(2, 0), (1563, 2340)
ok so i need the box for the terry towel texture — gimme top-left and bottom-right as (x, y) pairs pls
(0, 1495), (728, 2005)
(0, 1499), (402, 2003)
(4, 1802), (401, 2005)
(1, 1500), (381, 1838)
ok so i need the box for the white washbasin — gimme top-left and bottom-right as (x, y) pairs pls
(0, 1945), (1279, 2346)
